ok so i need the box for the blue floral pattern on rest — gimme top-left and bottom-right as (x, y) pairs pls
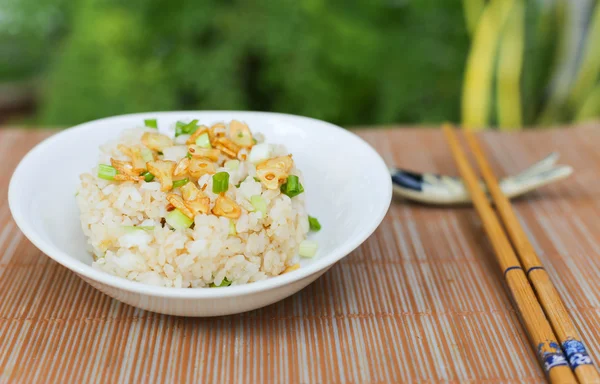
(391, 170), (424, 192)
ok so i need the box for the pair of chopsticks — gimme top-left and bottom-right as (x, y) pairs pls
(443, 125), (599, 384)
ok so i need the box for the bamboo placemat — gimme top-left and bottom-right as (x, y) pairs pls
(1, 125), (600, 383)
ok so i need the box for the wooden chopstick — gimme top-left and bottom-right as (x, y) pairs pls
(442, 125), (577, 384)
(463, 130), (600, 384)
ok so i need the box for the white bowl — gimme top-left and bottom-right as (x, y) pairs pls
(9, 111), (391, 316)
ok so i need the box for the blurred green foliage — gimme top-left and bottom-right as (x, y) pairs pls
(2, 0), (469, 127)
(0, 0), (65, 81)
(4, 0), (600, 128)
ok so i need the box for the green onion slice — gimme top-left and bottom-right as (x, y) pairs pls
(165, 209), (194, 230)
(212, 172), (230, 193)
(196, 132), (212, 148)
(250, 195), (267, 215)
(140, 171), (155, 182)
(144, 119), (158, 129)
(175, 119), (199, 137)
(299, 240), (318, 258)
(98, 164), (117, 180)
(172, 178), (189, 188)
(141, 148), (154, 162)
(175, 121), (186, 135)
(209, 277), (232, 288)
(308, 216), (321, 231)
(280, 175), (304, 198)
(224, 159), (240, 171)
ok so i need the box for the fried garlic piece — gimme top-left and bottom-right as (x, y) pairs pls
(256, 155), (293, 172)
(212, 195), (242, 219)
(229, 120), (253, 148)
(180, 182), (210, 214)
(141, 132), (173, 151)
(129, 147), (148, 170)
(110, 158), (143, 180)
(209, 123), (227, 142)
(216, 137), (241, 155)
(117, 144), (131, 155)
(117, 145), (147, 170)
(254, 155), (293, 189)
(215, 137), (240, 158)
(147, 160), (176, 191)
(215, 144), (236, 158)
(114, 174), (142, 182)
(256, 167), (288, 190)
(166, 194), (195, 219)
(187, 145), (221, 162)
(174, 157), (190, 177)
(188, 158), (216, 178)
(186, 125), (209, 145)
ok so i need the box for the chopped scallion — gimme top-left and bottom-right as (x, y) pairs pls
(186, 152), (192, 159)
(141, 148), (154, 162)
(144, 119), (158, 129)
(141, 171), (155, 182)
(253, 177), (261, 182)
(175, 119), (199, 137)
(250, 195), (267, 215)
(98, 164), (117, 180)
(175, 121), (186, 134)
(209, 277), (232, 288)
(195, 132), (212, 148)
(224, 159), (240, 171)
(172, 178), (189, 188)
(299, 240), (318, 258)
(165, 209), (194, 230)
(308, 216), (321, 231)
(212, 172), (230, 193)
(280, 175), (304, 198)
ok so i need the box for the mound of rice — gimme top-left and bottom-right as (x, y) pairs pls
(76, 121), (309, 288)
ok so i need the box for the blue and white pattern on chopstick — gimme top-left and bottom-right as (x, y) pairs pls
(538, 342), (569, 373)
(562, 339), (593, 369)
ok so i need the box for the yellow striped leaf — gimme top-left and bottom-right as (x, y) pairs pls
(496, 0), (524, 130)
(462, 0), (515, 130)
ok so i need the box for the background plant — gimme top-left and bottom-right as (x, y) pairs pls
(1, 0), (599, 129)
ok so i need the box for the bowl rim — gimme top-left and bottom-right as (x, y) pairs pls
(9, 111), (392, 298)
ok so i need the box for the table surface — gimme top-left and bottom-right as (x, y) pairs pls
(1, 125), (600, 383)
